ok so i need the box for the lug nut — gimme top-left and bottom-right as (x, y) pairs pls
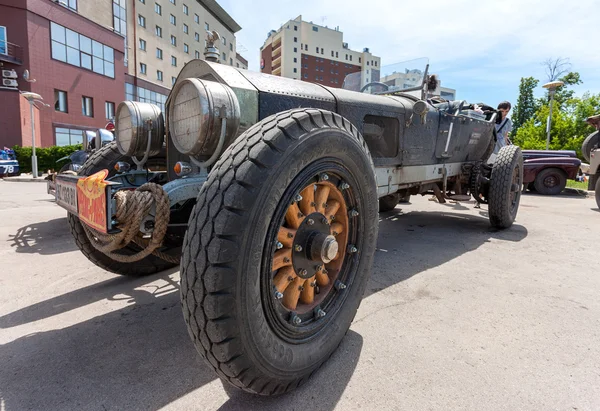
(274, 291), (284, 299)
(347, 245), (358, 253)
(340, 182), (350, 190)
(315, 264), (324, 271)
(290, 313), (302, 325)
(287, 232), (294, 238)
(322, 268), (329, 275)
(307, 218), (314, 226)
(320, 173), (329, 181)
(299, 268), (308, 277)
(283, 257), (290, 263)
(315, 308), (326, 318)
(295, 194), (303, 202)
(322, 217), (329, 225)
(349, 209), (359, 217)
(294, 244), (303, 252)
(275, 241), (283, 249)
(335, 280), (347, 290)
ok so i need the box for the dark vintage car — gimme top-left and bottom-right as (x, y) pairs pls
(50, 37), (524, 395)
(521, 150), (581, 195)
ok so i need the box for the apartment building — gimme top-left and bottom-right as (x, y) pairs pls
(380, 70), (456, 100)
(235, 52), (247, 69)
(260, 15), (380, 89)
(0, 0), (241, 148)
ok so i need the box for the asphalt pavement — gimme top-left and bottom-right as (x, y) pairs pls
(1, 180), (599, 411)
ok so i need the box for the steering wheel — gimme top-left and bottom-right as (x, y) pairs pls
(360, 82), (389, 93)
(455, 100), (465, 115)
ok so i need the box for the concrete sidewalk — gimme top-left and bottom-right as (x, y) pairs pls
(1, 173), (50, 183)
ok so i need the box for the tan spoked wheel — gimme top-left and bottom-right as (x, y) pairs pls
(271, 176), (350, 314)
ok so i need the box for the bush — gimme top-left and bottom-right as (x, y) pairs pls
(12, 144), (83, 174)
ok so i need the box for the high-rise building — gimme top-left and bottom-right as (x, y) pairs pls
(0, 0), (242, 149)
(260, 16), (380, 89)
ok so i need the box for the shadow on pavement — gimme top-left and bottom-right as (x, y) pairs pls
(366, 207), (528, 297)
(7, 217), (78, 255)
(0, 271), (361, 411)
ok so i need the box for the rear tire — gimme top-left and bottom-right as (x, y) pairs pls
(582, 131), (599, 162)
(533, 168), (567, 195)
(180, 108), (378, 395)
(488, 145), (523, 229)
(595, 177), (600, 209)
(68, 142), (177, 276)
(378, 193), (400, 212)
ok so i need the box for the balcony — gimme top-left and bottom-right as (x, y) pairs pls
(272, 55), (281, 68)
(272, 66), (281, 76)
(272, 36), (282, 50)
(0, 42), (24, 65)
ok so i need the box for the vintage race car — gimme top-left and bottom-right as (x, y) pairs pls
(0, 148), (19, 177)
(51, 38), (523, 395)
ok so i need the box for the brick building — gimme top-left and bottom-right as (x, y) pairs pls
(260, 15), (380, 89)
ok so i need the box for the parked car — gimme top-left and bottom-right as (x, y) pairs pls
(50, 46), (524, 395)
(0, 148), (19, 177)
(582, 114), (600, 207)
(521, 149), (581, 195)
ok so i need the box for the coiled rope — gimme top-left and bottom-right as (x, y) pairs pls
(80, 182), (179, 264)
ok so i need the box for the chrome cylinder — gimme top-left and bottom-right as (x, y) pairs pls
(115, 101), (165, 157)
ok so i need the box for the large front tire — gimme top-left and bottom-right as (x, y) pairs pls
(68, 142), (177, 276)
(582, 131), (599, 163)
(180, 109), (379, 395)
(488, 145), (523, 228)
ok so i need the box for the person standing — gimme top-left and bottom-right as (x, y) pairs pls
(489, 101), (513, 163)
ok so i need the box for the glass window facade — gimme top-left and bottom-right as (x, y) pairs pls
(55, 127), (83, 146)
(125, 83), (167, 113)
(54, 90), (68, 113)
(113, 0), (126, 36)
(50, 22), (115, 78)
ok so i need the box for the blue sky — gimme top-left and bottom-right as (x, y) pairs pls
(219, 0), (598, 109)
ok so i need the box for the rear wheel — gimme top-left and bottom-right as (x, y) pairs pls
(180, 109), (378, 395)
(68, 142), (177, 276)
(595, 177), (600, 209)
(582, 131), (599, 162)
(488, 145), (523, 228)
(533, 168), (566, 195)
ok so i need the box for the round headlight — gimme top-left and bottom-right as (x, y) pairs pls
(168, 78), (240, 159)
(115, 101), (164, 157)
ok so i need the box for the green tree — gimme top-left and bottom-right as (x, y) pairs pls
(512, 76), (539, 135)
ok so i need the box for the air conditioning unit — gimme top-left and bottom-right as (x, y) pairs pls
(2, 69), (17, 79)
(2, 79), (18, 87)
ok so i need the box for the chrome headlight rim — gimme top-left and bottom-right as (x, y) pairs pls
(115, 101), (165, 158)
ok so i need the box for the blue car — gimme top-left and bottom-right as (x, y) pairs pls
(0, 148), (19, 177)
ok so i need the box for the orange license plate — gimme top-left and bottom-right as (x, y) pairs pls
(77, 169), (110, 233)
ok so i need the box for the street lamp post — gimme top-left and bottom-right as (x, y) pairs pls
(20, 92), (46, 178)
(542, 81), (565, 150)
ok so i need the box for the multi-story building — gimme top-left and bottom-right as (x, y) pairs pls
(235, 52), (247, 70)
(260, 15), (380, 89)
(0, 0), (241, 149)
(380, 69), (457, 100)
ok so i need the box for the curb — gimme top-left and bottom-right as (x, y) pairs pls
(1, 175), (50, 183)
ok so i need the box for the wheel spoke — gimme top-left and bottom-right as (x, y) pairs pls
(283, 276), (305, 310)
(315, 266), (330, 286)
(272, 248), (292, 271)
(285, 202), (304, 229)
(330, 222), (344, 236)
(277, 227), (296, 248)
(299, 277), (316, 304)
(299, 185), (315, 216)
(273, 266), (296, 293)
(324, 200), (341, 221)
(315, 185), (330, 214)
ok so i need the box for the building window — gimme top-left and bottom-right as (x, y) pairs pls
(171, 55), (177, 66)
(183, 24), (188, 34)
(155, 2), (161, 14)
(205, 22), (209, 30)
(321, 48), (324, 54)
(331, 51), (334, 57)
(294, 37), (297, 42)
(55, 128), (83, 146)
(138, 14), (146, 27)
(113, 0), (126, 36)
(183, 4), (188, 14)
(50, 22), (115, 78)
(170, 0), (175, 4)
(194, 13), (199, 23)
(229, 43), (233, 51)
(139, 0), (144, 3)
(359, 57), (361, 63)
(293, 57), (297, 62)
(0, 27), (5, 55)
(57, 0), (77, 11)
(222, 52), (226, 61)
(54, 90), (68, 113)
(139, 38), (146, 50)
(305, 44), (308, 51)
(82, 96), (93, 117)
(105, 101), (115, 119)
(374, 61), (377, 67)
(349, 55), (352, 61)
(171, 35), (176, 46)
(366, 61), (369, 66)
(172, 76), (177, 85)
(293, 47), (297, 52)
(170, 14), (176, 25)
(336, 51), (338, 58)
(155, 25), (162, 37)
(312, 26), (318, 32)
(315, 46), (318, 53)
(157, 70), (163, 81)
(195, 50), (200, 58)
(195, 32), (199, 41)
(184, 43), (189, 53)
(230, 57), (233, 65)
(294, 25), (297, 31)
(293, 68), (297, 73)
(156, 47), (163, 59)
(222, 37), (226, 45)
(140, 62), (147, 73)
